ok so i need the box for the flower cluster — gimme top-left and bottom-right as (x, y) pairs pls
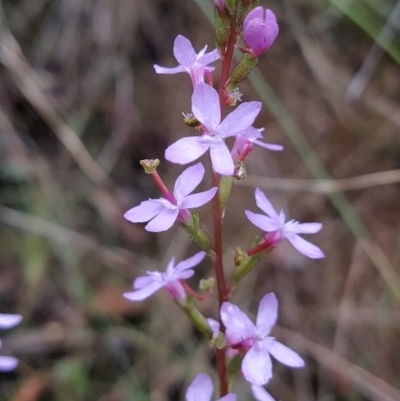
(123, 2), (324, 401)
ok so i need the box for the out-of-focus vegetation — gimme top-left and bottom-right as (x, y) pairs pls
(0, 0), (399, 400)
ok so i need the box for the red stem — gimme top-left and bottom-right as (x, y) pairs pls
(218, 16), (237, 111)
(213, 13), (238, 398)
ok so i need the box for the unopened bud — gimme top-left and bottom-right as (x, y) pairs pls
(210, 331), (227, 349)
(199, 277), (215, 291)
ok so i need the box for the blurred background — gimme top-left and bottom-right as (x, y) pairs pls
(0, 0), (399, 400)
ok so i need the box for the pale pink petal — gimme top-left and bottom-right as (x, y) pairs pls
(245, 211), (279, 232)
(186, 373), (213, 401)
(286, 234), (324, 259)
(209, 141), (234, 176)
(133, 276), (159, 289)
(0, 356), (19, 372)
(253, 140), (283, 151)
(220, 302), (257, 340)
(165, 136), (210, 165)
(242, 341), (273, 385)
(153, 64), (186, 74)
(254, 188), (279, 219)
(198, 48), (220, 65)
(180, 187), (217, 209)
(173, 35), (197, 67)
(174, 163), (205, 200)
(192, 83), (220, 129)
(207, 318), (220, 333)
(0, 314), (22, 329)
(256, 293), (278, 337)
(291, 222), (322, 234)
(251, 385), (276, 401)
(218, 394), (236, 401)
(174, 251), (206, 272)
(269, 340), (305, 367)
(123, 281), (164, 301)
(196, 44), (208, 59)
(145, 208), (179, 232)
(218, 102), (262, 137)
(173, 269), (195, 281)
(124, 200), (166, 223)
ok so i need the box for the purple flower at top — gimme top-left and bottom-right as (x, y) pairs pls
(221, 293), (304, 386)
(243, 7), (279, 58)
(251, 385), (276, 401)
(245, 188), (324, 259)
(186, 373), (236, 401)
(124, 163), (217, 232)
(154, 35), (220, 87)
(165, 83), (262, 176)
(123, 251), (205, 303)
(0, 313), (22, 372)
(230, 127), (283, 161)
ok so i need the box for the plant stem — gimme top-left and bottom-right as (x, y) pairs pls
(213, 13), (238, 397)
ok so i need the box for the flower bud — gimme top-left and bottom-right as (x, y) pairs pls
(214, 0), (225, 13)
(243, 7), (279, 58)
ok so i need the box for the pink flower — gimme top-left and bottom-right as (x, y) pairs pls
(230, 127), (283, 161)
(0, 313), (22, 372)
(165, 83), (262, 176)
(245, 188), (324, 259)
(154, 35), (219, 87)
(124, 163), (217, 232)
(123, 251), (205, 303)
(186, 373), (236, 401)
(221, 293), (304, 386)
(243, 7), (279, 58)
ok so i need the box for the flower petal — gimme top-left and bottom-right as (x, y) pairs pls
(192, 83), (220, 129)
(242, 340), (273, 386)
(0, 356), (19, 372)
(254, 188), (279, 219)
(165, 137), (210, 165)
(245, 211), (279, 232)
(286, 234), (324, 259)
(153, 64), (186, 75)
(256, 293), (278, 337)
(253, 140), (283, 151)
(269, 340), (305, 367)
(263, 10), (279, 49)
(173, 35), (197, 67)
(198, 48), (220, 66)
(145, 208), (179, 232)
(124, 200), (166, 223)
(209, 141), (234, 176)
(0, 314), (22, 329)
(174, 163), (205, 200)
(186, 373), (213, 401)
(218, 101), (262, 137)
(133, 275), (159, 290)
(251, 385), (276, 401)
(180, 187), (217, 209)
(207, 318), (220, 333)
(174, 251), (206, 272)
(220, 302), (257, 340)
(218, 394), (237, 401)
(123, 280), (164, 301)
(291, 222), (322, 234)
